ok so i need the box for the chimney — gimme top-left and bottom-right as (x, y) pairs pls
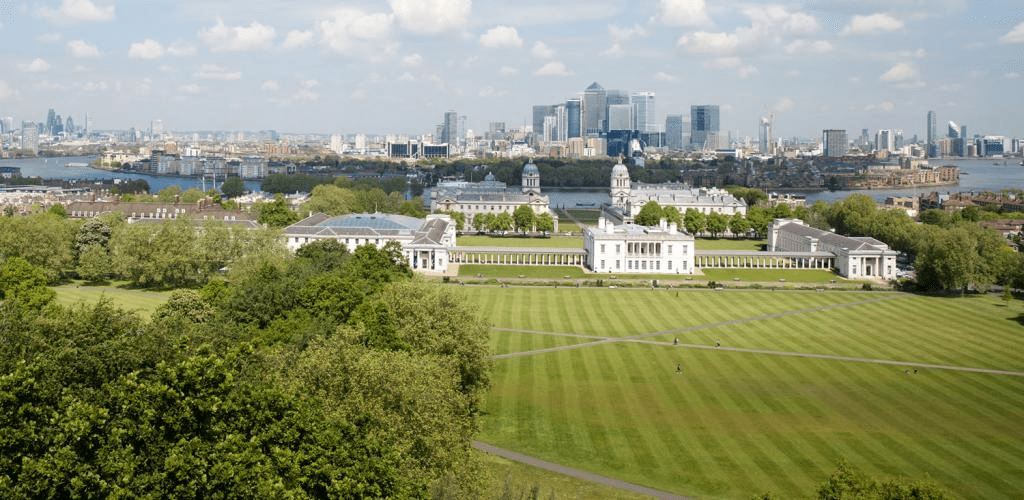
(598, 217), (606, 230)
(669, 222), (677, 234)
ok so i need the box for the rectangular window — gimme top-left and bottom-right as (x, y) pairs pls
(600, 260), (605, 269)
(667, 245), (672, 255)
(642, 261), (647, 270)
(668, 261), (673, 270)
(616, 260), (620, 269)
(656, 261), (661, 270)
(616, 244), (621, 254)
(600, 244), (605, 253)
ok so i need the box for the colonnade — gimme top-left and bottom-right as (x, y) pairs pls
(695, 251), (834, 270)
(450, 247), (586, 266)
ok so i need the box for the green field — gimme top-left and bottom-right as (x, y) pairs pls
(53, 282), (173, 319)
(458, 265), (588, 279)
(695, 238), (767, 251)
(457, 234), (584, 248)
(565, 209), (601, 224)
(700, 268), (842, 284)
(469, 287), (1024, 499)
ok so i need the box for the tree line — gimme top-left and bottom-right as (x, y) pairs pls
(0, 239), (491, 498)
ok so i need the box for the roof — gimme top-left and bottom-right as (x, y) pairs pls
(317, 213), (423, 232)
(778, 221), (888, 252)
(285, 213), (454, 247)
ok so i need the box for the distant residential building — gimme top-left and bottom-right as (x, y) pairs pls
(875, 129), (894, 152)
(283, 213), (456, 274)
(926, 110), (937, 157)
(20, 122), (39, 153)
(769, 218), (898, 280)
(822, 129), (848, 158)
(585, 217), (695, 274)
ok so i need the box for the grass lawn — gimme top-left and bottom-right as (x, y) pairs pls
(700, 268), (842, 284)
(53, 281), (173, 319)
(695, 237), (768, 251)
(478, 449), (650, 500)
(565, 209), (601, 224)
(458, 265), (588, 279)
(457, 234), (583, 248)
(471, 287), (1024, 499)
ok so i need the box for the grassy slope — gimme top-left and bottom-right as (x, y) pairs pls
(472, 287), (1024, 499)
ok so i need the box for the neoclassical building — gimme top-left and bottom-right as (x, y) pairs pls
(283, 212), (456, 274)
(768, 218), (898, 280)
(603, 159), (747, 224)
(584, 217), (696, 274)
(430, 160), (558, 231)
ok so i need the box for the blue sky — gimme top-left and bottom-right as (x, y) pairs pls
(1, 0), (1022, 140)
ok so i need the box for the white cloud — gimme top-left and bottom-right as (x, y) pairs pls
(772, 97), (795, 112)
(199, 18), (276, 52)
(283, 30), (314, 49)
(177, 83), (203, 95)
(261, 80), (280, 91)
(653, 0), (711, 27)
(128, 39), (165, 59)
(479, 86), (509, 97)
(880, 100), (895, 112)
(18, 58), (50, 73)
(68, 39), (100, 58)
(0, 81), (17, 100)
(318, 8), (393, 56)
(79, 80), (111, 92)
(38, 0), (114, 24)
(479, 25), (522, 49)
(654, 71), (677, 82)
(602, 44), (624, 57)
(880, 62), (918, 82)
(167, 41), (196, 57)
(1005, 72), (1022, 80)
(784, 39), (833, 55)
(399, 72), (416, 81)
(38, 33), (63, 43)
(33, 80), (68, 91)
(609, 24), (646, 44)
(677, 6), (819, 55)
(388, 0), (471, 34)
(351, 88), (368, 101)
(400, 54), (423, 67)
(531, 41), (554, 59)
(703, 56), (741, 69)
(194, 63), (242, 81)
(1001, 22), (1024, 44)
(841, 13), (904, 35)
(498, 66), (519, 77)
(534, 61), (574, 77)
(738, 65), (758, 78)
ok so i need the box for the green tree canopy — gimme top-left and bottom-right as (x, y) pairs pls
(634, 201), (664, 226)
(220, 176), (246, 198)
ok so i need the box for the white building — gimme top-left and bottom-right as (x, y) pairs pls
(604, 159), (746, 224)
(768, 218), (897, 280)
(584, 217), (695, 275)
(430, 160), (558, 231)
(283, 213), (456, 274)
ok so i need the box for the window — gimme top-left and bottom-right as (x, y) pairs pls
(656, 261), (660, 270)
(616, 260), (620, 269)
(668, 261), (673, 270)
(642, 261), (647, 270)
(600, 260), (605, 269)
(616, 244), (621, 254)
(600, 244), (605, 253)
(667, 245), (672, 255)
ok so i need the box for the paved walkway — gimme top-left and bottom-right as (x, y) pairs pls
(472, 441), (691, 500)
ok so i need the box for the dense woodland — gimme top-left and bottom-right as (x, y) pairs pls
(0, 237), (491, 498)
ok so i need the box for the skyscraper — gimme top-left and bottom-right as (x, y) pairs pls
(442, 110), (458, 146)
(607, 104), (633, 131)
(759, 115), (774, 155)
(926, 111), (937, 157)
(629, 91), (656, 133)
(532, 105), (556, 146)
(822, 129), (848, 158)
(45, 109), (57, 135)
(875, 129), (894, 152)
(690, 105), (720, 149)
(565, 98), (582, 139)
(582, 82), (606, 136)
(665, 115), (684, 150)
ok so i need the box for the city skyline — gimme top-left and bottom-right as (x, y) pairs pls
(0, 0), (1022, 139)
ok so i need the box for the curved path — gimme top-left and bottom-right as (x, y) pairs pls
(472, 441), (691, 500)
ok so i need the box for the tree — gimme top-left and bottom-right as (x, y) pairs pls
(76, 244), (112, 282)
(157, 185), (182, 202)
(706, 212), (728, 238)
(746, 206), (771, 239)
(663, 206), (683, 227)
(634, 201), (664, 226)
(729, 212), (750, 238)
(816, 459), (949, 499)
(535, 212), (555, 233)
(302, 184), (357, 216)
(220, 176), (245, 198)
(513, 205), (536, 233)
(684, 208), (706, 236)
(490, 212), (514, 232)
(0, 257), (56, 310)
(255, 193), (300, 228)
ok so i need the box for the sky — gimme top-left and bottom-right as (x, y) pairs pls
(0, 0), (1022, 140)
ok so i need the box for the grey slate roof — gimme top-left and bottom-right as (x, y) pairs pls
(778, 222), (887, 251)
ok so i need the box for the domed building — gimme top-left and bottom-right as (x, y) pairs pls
(430, 160), (558, 231)
(602, 158), (746, 225)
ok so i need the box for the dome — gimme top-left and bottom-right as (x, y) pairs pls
(611, 161), (629, 177)
(522, 161), (539, 175)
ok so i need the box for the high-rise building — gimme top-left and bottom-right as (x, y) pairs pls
(45, 109), (57, 135)
(875, 129), (894, 152)
(330, 134), (344, 154)
(665, 115), (684, 150)
(65, 116), (75, 135)
(488, 122), (506, 141)
(690, 105), (720, 149)
(150, 119), (164, 139)
(947, 121), (959, 139)
(441, 110), (458, 146)
(565, 99), (582, 139)
(607, 104), (633, 131)
(582, 82), (606, 136)
(822, 129), (848, 158)
(926, 110), (937, 157)
(629, 91), (656, 133)
(759, 115), (774, 155)
(532, 105), (557, 146)
(0, 117), (12, 134)
(21, 121), (40, 153)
